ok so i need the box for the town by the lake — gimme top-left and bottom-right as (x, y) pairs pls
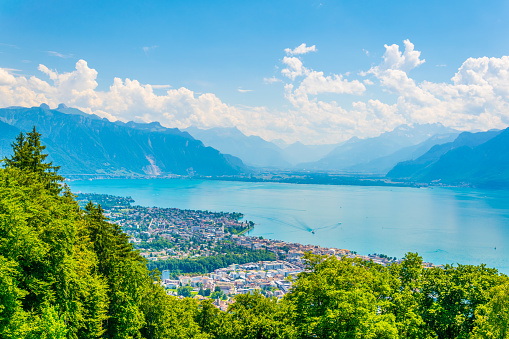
(77, 192), (440, 310)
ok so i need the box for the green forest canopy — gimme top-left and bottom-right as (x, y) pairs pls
(0, 128), (508, 339)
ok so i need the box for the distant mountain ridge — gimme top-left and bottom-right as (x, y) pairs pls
(0, 105), (246, 176)
(5, 104), (502, 186)
(387, 129), (502, 179)
(185, 126), (290, 168)
(281, 141), (338, 166)
(387, 128), (509, 187)
(185, 124), (466, 173)
(298, 124), (459, 173)
(185, 127), (340, 167)
(344, 132), (460, 174)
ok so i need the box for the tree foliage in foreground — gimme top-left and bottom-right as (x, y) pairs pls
(0, 129), (206, 338)
(1, 128), (508, 338)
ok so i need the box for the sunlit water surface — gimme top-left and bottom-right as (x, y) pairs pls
(69, 179), (509, 273)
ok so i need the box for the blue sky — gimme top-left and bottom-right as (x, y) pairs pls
(1, 0), (509, 143)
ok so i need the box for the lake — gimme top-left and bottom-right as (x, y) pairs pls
(69, 178), (509, 273)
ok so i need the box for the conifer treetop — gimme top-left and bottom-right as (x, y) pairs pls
(3, 126), (64, 192)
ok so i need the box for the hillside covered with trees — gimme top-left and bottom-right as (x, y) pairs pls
(1, 128), (508, 338)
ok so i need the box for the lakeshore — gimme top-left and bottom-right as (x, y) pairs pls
(69, 178), (509, 273)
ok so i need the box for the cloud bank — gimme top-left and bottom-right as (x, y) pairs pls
(1, 40), (509, 143)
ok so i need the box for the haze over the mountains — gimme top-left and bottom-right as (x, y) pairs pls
(184, 127), (336, 168)
(387, 129), (509, 188)
(298, 124), (459, 173)
(185, 126), (291, 168)
(1, 104), (509, 188)
(185, 123), (461, 174)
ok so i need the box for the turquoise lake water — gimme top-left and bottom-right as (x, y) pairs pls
(69, 179), (509, 273)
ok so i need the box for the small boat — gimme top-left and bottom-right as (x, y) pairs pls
(311, 230), (315, 234)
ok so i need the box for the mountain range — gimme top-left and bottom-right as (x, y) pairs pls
(184, 127), (337, 167)
(343, 132), (460, 174)
(2, 104), (507, 187)
(0, 120), (21, 159)
(387, 128), (509, 188)
(184, 126), (290, 168)
(295, 124), (459, 173)
(0, 105), (245, 176)
(185, 124), (459, 173)
(276, 141), (338, 166)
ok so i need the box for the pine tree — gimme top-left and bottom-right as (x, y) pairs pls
(3, 126), (63, 192)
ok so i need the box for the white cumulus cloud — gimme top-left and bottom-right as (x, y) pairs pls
(151, 85), (172, 89)
(379, 39), (425, 72)
(0, 68), (17, 86)
(281, 56), (307, 80)
(294, 71), (365, 96)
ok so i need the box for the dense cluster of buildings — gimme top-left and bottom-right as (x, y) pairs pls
(233, 234), (351, 260)
(77, 193), (252, 258)
(159, 260), (301, 310)
(106, 204), (250, 241)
